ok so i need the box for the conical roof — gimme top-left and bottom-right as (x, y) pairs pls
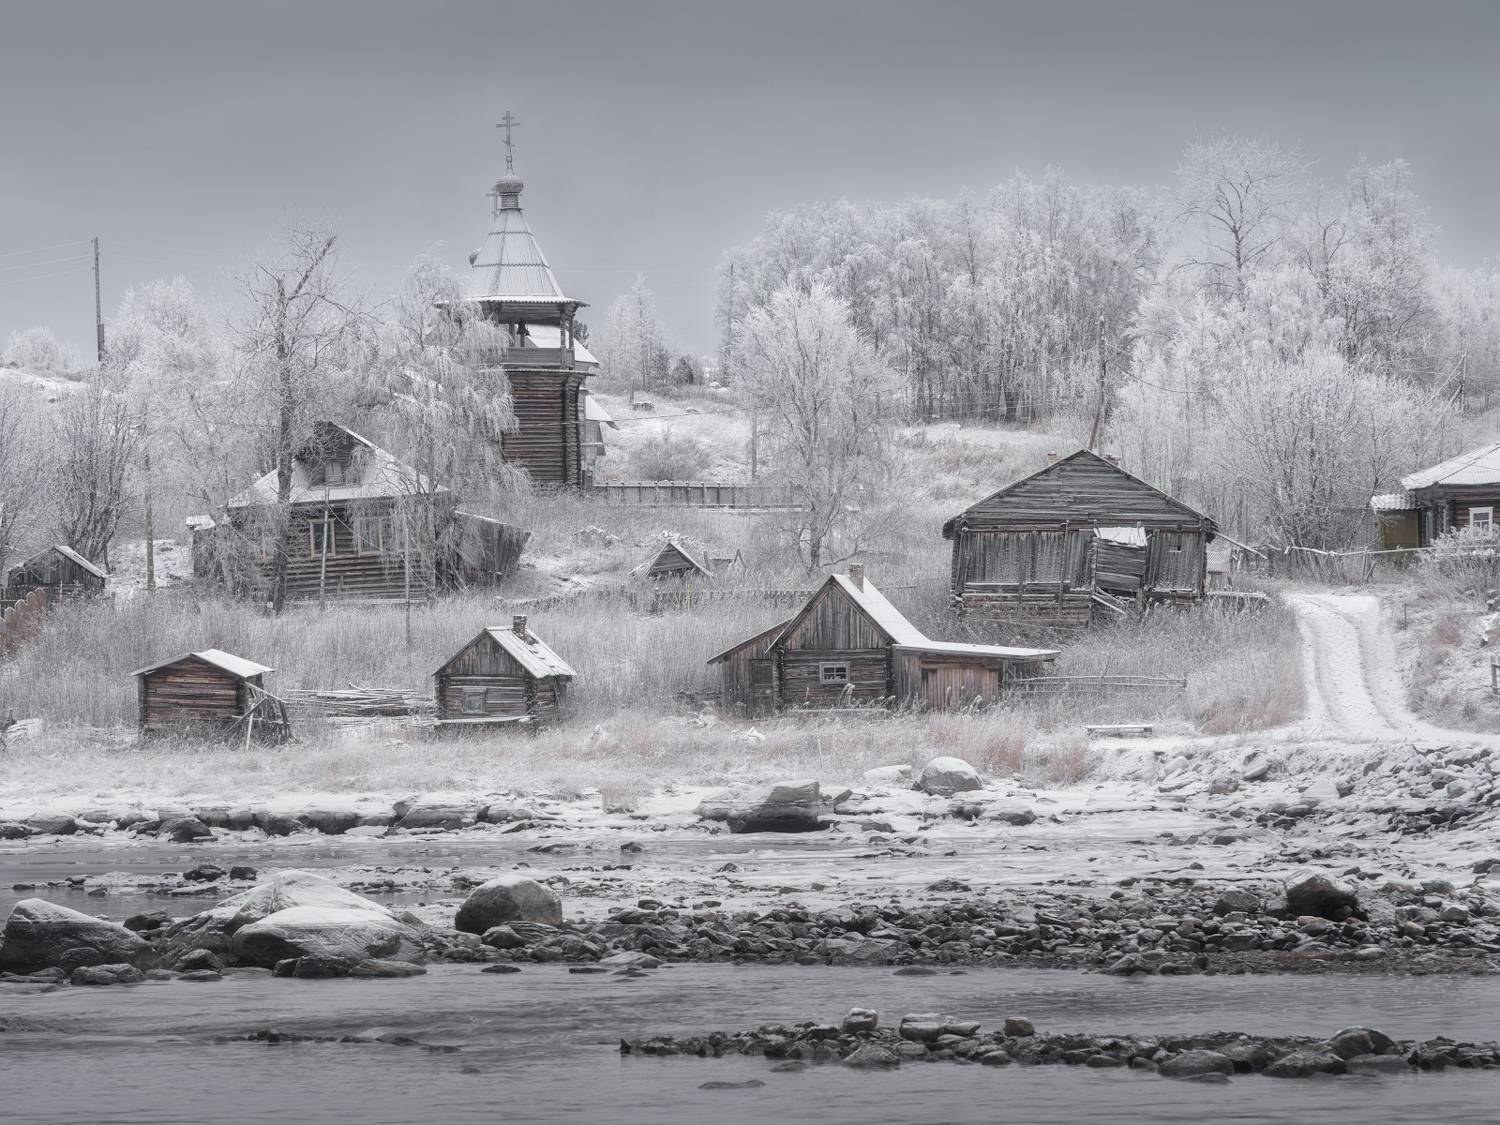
(464, 176), (577, 306)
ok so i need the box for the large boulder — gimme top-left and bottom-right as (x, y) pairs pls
(455, 875), (562, 935)
(24, 814), (77, 836)
(1159, 1050), (1234, 1079)
(917, 756), (982, 798)
(696, 780), (824, 833)
(299, 808), (362, 836)
(230, 906), (423, 969)
(393, 797), (477, 832)
(0, 899), (153, 973)
(221, 870), (392, 931)
(1283, 872), (1360, 920)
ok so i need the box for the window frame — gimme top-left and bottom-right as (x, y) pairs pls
(460, 687), (486, 715)
(1471, 506), (1494, 533)
(354, 514), (385, 556)
(819, 662), (850, 685)
(308, 515), (337, 558)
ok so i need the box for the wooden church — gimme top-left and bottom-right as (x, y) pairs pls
(458, 117), (600, 487)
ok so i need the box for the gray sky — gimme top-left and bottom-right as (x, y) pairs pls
(2, 0), (1497, 361)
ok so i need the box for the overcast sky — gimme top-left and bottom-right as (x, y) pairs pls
(2, 0), (1497, 362)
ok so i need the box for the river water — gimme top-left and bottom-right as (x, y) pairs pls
(4, 841), (1500, 1123)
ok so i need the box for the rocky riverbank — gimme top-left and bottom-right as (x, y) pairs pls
(621, 1016), (1500, 1079)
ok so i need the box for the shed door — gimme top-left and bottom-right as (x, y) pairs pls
(749, 658), (776, 716)
(1146, 532), (1204, 594)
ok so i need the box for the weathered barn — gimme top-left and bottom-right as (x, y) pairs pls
(709, 566), (1056, 715)
(942, 450), (1218, 628)
(634, 538), (715, 581)
(1371, 441), (1500, 549)
(434, 616), (575, 727)
(190, 421), (528, 602)
(457, 157), (600, 486)
(3, 544), (107, 606)
(133, 649), (289, 742)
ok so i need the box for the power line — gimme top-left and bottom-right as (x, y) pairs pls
(0, 238), (92, 260)
(0, 266), (93, 288)
(0, 253), (92, 276)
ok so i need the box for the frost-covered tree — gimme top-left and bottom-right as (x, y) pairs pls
(737, 283), (902, 570)
(50, 375), (139, 566)
(2, 326), (78, 373)
(0, 389), (46, 572)
(599, 275), (669, 398)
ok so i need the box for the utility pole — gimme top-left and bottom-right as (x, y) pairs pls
(92, 236), (105, 364)
(1087, 314), (1107, 453)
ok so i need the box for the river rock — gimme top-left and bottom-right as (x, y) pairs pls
(697, 780), (824, 833)
(841, 1008), (879, 1034)
(1158, 1050), (1234, 1079)
(254, 811), (303, 837)
(1264, 1048), (1346, 1078)
(231, 906), (423, 970)
(0, 823), (33, 840)
(0, 899), (153, 973)
(394, 800), (477, 831)
(1326, 1027), (1397, 1059)
(455, 875), (563, 934)
(158, 816), (213, 843)
(916, 757), (982, 798)
(70, 963), (145, 986)
(300, 808), (362, 835)
(1003, 1017), (1035, 1037)
(842, 1043), (900, 1068)
(1283, 872), (1359, 920)
(1344, 1054), (1412, 1075)
(24, 814), (77, 836)
(222, 870), (393, 931)
(1213, 888), (1262, 916)
(194, 806), (256, 831)
(183, 864), (226, 883)
(990, 803), (1037, 826)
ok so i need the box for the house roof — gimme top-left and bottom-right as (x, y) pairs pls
(223, 422), (443, 510)
(132, 648), (273, 680)
(633, 538), (714, 579)
(7, 543), (108, 581)
(463, 181), (579, 306)
(521, 323), (600, 367)
(438, 626), (576, 680)
(827, 574), (928, 646)
(893, 640), (1059, 663)
(941, 449), (1215, 538)
(1370, 491), (1419, 513)
(583, 394), (617, 428)
(706, 618), (793, 665)
(1400, 442), (1500, 491)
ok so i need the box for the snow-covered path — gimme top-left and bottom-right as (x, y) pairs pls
(1287, 592), (1481, 744)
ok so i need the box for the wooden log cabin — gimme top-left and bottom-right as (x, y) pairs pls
(942, 450), (1218, 630)
(634, 538), (715, 581)
(190, 421), (528, 602)
(456, 159), (601, 487)
(1371, 441), (1500, 549)
(133, 649), (289, 742)
(709, 565), (1057, 715)
(433, 616), (575, 727)
(3, 544), (107, 607)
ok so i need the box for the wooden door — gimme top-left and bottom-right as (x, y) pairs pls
(749, 658), (776, 716)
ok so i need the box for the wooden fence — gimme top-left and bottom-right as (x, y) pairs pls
(1005, 674), (1187, 698)
(506, 583), (919, 614)
(0, 590), (46, 657)
(588, 481), (804, 510)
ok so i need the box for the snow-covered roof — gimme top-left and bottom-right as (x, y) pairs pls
(8, 543), (108, 581)
(1370, 491), (1419, 512)
(583, 394), (617, 428)
(1401, 442), (1500, 490)
(223, 423), (443, 510)
(484, 626), (576, 680)
(830, 574), (928, 646)
(633, 537), (714, 580)
(132, 648), (273, 680)
(706, 618), (792, 664)
(893, 640), (1058, 662)
(1094, 526), (1147, 548)
(464, 186), (577, 305)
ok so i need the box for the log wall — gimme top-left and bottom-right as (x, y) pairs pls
(503, 368), (584, 486)
(139, 659), (251, 736)
(779, 650), (890, 708)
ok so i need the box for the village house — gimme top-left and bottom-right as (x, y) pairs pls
(455, 130), (603, 487)
(189, 420), (527, 602)
(941, 449), (1218, 629)
(433, 616), (575, 727)
(2, 544), (107, 607)
(133, 648), (289, 742)
(634, 538), (715, 581)
(1371, 441), (1500, 549)
(709, 565), (1057, 715)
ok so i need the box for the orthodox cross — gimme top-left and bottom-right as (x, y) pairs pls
(496, 111), (522, 171)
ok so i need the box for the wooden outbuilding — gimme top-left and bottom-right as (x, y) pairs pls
(133, 649), (290, 742)
(3, 544), (107, 607)
(634, 538), (714, 581)
(190, 420), (528, 602)
(434, 616), (575, 727)
(1371, 441), (1500, 549)
(941, 449), (1218, 629)
(709, 565), (1057, 715)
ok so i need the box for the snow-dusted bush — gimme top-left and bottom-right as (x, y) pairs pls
(3, 326), (78, 373)
(628, 429), (712, 481)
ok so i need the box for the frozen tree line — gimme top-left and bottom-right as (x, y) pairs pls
(0, 229), (523, 601)
(715, 136), (1500, 548)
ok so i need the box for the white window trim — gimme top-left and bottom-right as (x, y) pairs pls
(1471, 506), (1494, 531)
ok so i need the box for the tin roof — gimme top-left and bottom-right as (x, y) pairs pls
(132, 648), (273, 680)
(1370, 491), (1419, 512)
(437, 626), (575, 680)
(893, 640), (1059, 662)
(1400, 442), (1500, 490)
(464, 184), (576, 305)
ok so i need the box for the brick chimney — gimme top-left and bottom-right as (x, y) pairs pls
(848, 563), (865, 590)
(1046, 451), (1058, 464)
(512, 615), (528, 639)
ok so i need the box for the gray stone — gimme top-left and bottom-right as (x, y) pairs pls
(1213, 889), (1262, 916)
(917, 756), (982, 798)
(299, 808), (362, 835)
(0, 899), (152, 973)
(194, 806), (256, 831)
(231, 906), (423, 969)
(841, 1007), (879, 1034)
(1003, 1017), (1035, 1037)
(1283, 872), (1359, 920)
(395, 802), (477, 832)
(24, 814), (77, 836)
(455, 875), (563, 934)
(697, 780), (824, 834)
(1326, 1027), (1397, 1059)
(1158, 1050), (1234, 1079)
(70, 963), (145, 986)
(842, 1043), (900, 1068)
(1264, 1049), (1346, 1078)
(1344, 1054), (1412, 1076)
(157, 817), (213, 844)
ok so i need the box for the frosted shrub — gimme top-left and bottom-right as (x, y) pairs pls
(629, 429), (712, 481)
(3, 326), (78, 373)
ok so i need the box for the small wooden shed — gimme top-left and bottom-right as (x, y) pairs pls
(434, 616), (575, 727)
(634, 538), (714, 581)
(710, 566), (1058, 715)
(4, 544), (107, 606)
(133, 649), (289, 742)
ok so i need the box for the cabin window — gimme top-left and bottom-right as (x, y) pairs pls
(460, 688), (485, 715)
(308, 517), (337, 558)
(819, 662), (850, 685)
(354, 515), (386, 556)
(307, 460), (349, 488)
(1471, 507), (1494, 533)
